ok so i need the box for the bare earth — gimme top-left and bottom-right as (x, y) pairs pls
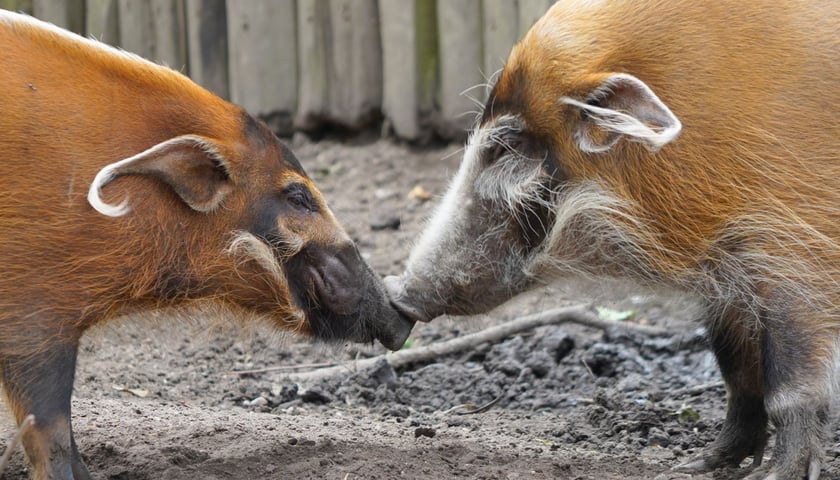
(2, 137), (839, 479)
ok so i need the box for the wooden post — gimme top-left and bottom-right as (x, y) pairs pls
(32, 0), (84, 33)
(118, 0), (187, 71)
(185, 0), (228, 99)
(437, 0), (483, 140)
(378, 0), (437, 141)
(482, 0), (518, 81)
(297, 0), (382, 132)
(86, 0), (120, 46)
(226, 0), (297, 135)
(0, 0), (33, 15)
(295, 0), (328, 131)
(414, 0), (438, 135)
(518, 0), (552, 37)
(378, 0), (418, 139)
(326, 0), (382, 130)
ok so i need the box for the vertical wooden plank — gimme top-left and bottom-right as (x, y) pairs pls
(437, 0), (482, 140)
(295, 0), (328, 130)
(326, 0), (382, 129)
(378, 0), (419, 139)
(185, 0), (228, 99)
(32, 0), (84, 33)
(414, 0), (437, 127)
(518, 0), (552, 37)
(0, 0), (33, 15)
(482, 0), (518, 79)
(150, 0), (187, 71)
(116, 1), (152, 54)
(86, 0), (120, 46)
(379, 0), (437, 141)
(226, 0), (297, 135)
(118, 1), (187, 70)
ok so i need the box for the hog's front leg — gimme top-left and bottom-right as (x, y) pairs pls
(676, 307), (768, 473)
(743, 302), (830, 480)
(1, 335), (91, 480)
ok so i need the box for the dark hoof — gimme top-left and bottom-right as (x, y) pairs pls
(673, 457), (716, 474)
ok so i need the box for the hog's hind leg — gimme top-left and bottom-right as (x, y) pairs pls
(0, 337), (91, 480)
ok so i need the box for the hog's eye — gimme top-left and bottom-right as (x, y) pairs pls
(283, 183), (316, 212)
(483, 122), (524, 165)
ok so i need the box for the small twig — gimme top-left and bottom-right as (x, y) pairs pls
(227, 362), (340, 376)
(670, 381), (725, 398)
(286, 304), (668, 385)
(581, 358), (596, 378)
(445, 393), (505, 415)
(0, 414), (35, 476)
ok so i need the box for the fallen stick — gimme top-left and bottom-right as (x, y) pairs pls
(227, 361), (340, 376)
(0, 414), (35, 477)
(287, 303), (668, 385)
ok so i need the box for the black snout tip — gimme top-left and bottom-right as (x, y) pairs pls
(376, 310), (415, 351)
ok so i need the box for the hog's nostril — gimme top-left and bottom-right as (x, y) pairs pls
(313, 254), (359, 316)
(383, 275), (433, 323)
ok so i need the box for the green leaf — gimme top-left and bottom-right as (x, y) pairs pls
(676, 404), (701, 423)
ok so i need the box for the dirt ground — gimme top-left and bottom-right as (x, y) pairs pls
(2, 136), (839, 479)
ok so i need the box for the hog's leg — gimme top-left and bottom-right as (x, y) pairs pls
(0, 338), (91, 480)
(676, 308), (769, 472)
(743, 304), (829, 480)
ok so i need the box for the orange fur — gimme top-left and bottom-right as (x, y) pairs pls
(488, 1), (839, 475)
(0, 12), (344, 356)
(0, 14), (414, 479)
(498, 0), (840, 311)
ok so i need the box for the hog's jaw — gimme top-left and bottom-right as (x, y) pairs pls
(387, 116), (556, 322)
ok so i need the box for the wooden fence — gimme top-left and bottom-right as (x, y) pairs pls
(1, 0), (555, 140)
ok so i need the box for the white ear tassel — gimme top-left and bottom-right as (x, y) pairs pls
(561, 96), (681, 153)
(561, 73), (682, 153)
(87, 135), (224, 217)
(87, 162), (131, 217)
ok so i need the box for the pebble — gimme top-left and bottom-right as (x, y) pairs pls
(524, 350), (554, 378)
(369, 213), (401, 230)
(300, 388), (332, 404)
(648, 427), (671, 447)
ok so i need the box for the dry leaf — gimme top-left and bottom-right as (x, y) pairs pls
(408, 185), (433, 201)
(112, 384), (150, 398)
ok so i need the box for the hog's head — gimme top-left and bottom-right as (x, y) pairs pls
(385, 8), (681, 323)
(88, 113), (413, 350)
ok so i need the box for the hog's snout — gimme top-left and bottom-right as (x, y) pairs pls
(383, 275), (440, 324)
(311, 246), (363, 316)
(304, 246), (415, 350)
(374, 306), (416, 351)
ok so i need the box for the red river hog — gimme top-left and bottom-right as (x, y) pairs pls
(386, 1), (839, 478)
(0, 10), (412, 480)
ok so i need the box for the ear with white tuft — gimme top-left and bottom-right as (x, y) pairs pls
(561, 73), (681, 153)
(88, 135), (234, 217)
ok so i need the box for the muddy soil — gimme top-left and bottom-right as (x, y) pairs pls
(2, 137), (839, 479)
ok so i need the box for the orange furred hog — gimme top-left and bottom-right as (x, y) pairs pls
(0, 10), (411, 480)
(386, 1), (839, 478)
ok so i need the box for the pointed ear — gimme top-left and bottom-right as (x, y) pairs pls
(562, 73), (681, 153)
(88, 135), (234, 217)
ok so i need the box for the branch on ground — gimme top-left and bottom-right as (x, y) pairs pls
(286, 304), (669, 385)
(0, 414), (34, 476)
